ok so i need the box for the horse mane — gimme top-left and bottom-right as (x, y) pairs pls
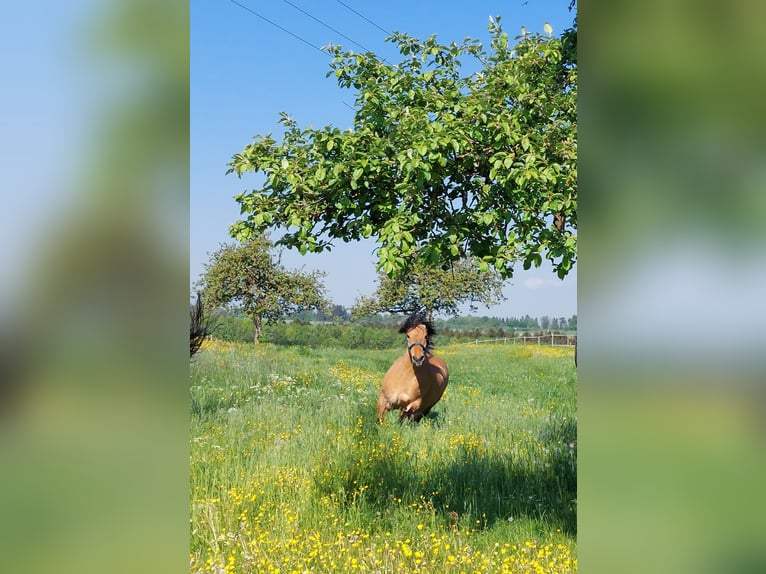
(398, 313), (436, 348)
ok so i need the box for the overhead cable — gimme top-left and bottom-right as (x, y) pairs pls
(335, 0), (392, 36)
(228, 0), (325, 54)
(279, 0), (371, 52)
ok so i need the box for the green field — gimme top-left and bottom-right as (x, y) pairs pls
(190, 339), (577, 573)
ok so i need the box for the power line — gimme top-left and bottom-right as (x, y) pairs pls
(228, 0), (325, 54)
(279, 0), (371, 53)
(334, 0), (392, 37)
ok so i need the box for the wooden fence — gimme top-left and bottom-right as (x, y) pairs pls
(463, 333), (576, 347)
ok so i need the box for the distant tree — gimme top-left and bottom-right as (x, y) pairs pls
(540, 315), (551, 330)
(288, 309), (312, 322)
(568, 314), (577, 330)
(350, 258), (506, 322)
(314, 308), (330, 322)
(522, 314), (540, 330)
(196, 237), (329, 343)
(330, 304), (350, 322)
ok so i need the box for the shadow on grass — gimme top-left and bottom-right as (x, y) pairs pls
(434, 418), (577, 536)
(318, 405), (576, 536)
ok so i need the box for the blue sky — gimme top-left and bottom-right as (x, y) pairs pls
(191, 0), (577, 319)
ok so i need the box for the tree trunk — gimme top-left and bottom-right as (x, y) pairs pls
(252, 314), (262, 344)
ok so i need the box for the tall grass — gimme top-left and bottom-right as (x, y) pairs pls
(190, 339), (576, 573)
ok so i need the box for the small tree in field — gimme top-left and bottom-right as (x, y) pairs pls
(197, 237), (329, 343)
(351, 258), (505, 322)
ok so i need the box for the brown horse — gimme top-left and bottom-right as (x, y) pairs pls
(377, 314), (449, 423)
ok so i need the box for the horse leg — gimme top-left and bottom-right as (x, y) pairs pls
(376, 392), (391, 424)
(400, 399), (424, 423)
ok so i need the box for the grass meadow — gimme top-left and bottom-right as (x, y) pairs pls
(190, 338), (577, 573)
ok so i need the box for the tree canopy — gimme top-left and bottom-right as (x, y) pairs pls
(228, 17), (576, 280)
(351, 258), (506, 321)
(196, 237), (329, 342)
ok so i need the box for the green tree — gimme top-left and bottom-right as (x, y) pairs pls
(330, 304), (350, 322)
(196, 237), (329, 343)
(228, 17), (576, 280)
(350, 258), (505, 322)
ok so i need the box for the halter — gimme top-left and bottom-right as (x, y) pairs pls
(407, 341), (429, 355)
(405, 322), (430, 363)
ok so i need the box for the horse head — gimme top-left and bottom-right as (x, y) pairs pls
(399, 313), (435, 368)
